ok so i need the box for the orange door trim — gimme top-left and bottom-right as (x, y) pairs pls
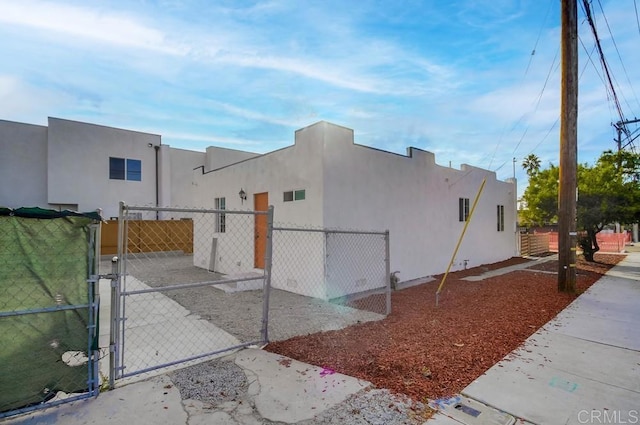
(254, 192), (268, 268)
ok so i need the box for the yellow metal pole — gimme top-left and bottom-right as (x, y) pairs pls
(436, 178), (487, 306)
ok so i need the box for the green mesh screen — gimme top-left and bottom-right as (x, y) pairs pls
(0, 212), (96, 413)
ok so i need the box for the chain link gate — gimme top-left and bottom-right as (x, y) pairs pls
(0, 210), (100, 419)
(268, 225), (391, 341)
(110, 203), (273, 384)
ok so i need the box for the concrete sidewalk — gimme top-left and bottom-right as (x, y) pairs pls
(430, 252), (640, 425)
(2, 348), (372, 425)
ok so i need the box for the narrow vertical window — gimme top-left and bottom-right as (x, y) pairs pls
(459, 198), (470, 222)
(126, 159), (142, 181)
(497, 205), (505, 231)
(109, 157), (125, 180)
(215, 197), (226, 233)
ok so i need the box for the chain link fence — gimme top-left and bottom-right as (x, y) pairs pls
(0, 209), (100, 418)
(111, 204), (272, 383)
(110, 204), (390, 383)
(268, 225), (390, 341)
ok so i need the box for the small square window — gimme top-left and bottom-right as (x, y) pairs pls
(294, 189), (305, 201)
(283, 191), (294, 202)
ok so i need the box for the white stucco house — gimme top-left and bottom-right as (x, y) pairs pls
(191, 121), (518, 295)
(2, 117), (517, 296)
(0, 117), (257, 218)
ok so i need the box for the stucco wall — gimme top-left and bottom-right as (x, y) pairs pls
(164, 147), (206, 212)
(47, 118), (160, 218)
(322, 133), (517, 282)
(0, 120), (48, 209)
(192, 133), (324, 282)
(192, 120), (516, 298)
(205, 146), (260, 172)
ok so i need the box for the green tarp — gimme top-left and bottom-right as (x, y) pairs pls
(0, 209), (99, 412)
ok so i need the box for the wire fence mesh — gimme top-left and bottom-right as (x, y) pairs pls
(0, 214), (99, 418)
(113, 205), (270, 382)
(268, 225), (390, 341)
(111, 205), (390, 382)
(2, 203), (390, 416)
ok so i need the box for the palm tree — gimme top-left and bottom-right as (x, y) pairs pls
(522, 154), (541, 177)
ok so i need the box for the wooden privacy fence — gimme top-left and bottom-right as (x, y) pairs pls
(101, 219), (193, 255)
(520, 233), (550, 257)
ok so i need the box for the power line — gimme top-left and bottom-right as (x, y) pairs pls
(525, 42), (597, 157)
(578, 36), (606, 90)
(578, 34), (619, 126)
(523, 0), (554, 80)
(595, 0), (640, 113)
(581, 0), (626, 124)
(510, 47), (560, 157)
(486, 0), (558, 173)
(635, 0), (640, 37)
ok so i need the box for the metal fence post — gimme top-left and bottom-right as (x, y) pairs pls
(260, 206), (274, 344)
(109, 256), (119, 389)
(323, 231), (328, 300)
(112, 200), (125, 383)
(385, 230), (391, 315)
(87, 223), (100, 397)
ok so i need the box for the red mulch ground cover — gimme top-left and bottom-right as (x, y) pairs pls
(265, 253), (624, 402)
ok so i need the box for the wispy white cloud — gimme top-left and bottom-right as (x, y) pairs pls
(455, 0), (526, 29)
(0, 0), (187, 55)
(201, 100), (302, 128)
(0, 75), (72, 121)
(161, 131), (270, 150)
(0, 0), (457, 96)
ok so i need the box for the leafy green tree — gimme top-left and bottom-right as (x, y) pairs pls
(520, 163), (559, 227)
(521, 150), (640, 261)
(577, 150), (640, 261)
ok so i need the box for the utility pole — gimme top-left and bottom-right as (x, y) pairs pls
(614, 118), (640, 151)
(558, 0), (578, 293)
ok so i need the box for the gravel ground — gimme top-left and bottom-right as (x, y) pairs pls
(298, 389), (431, 425)
(169, 356), (431, 424)
(169, 359), (248, 405)
(101, 254), (384, 343)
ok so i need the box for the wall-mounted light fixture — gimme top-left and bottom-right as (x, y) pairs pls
(239, 188), (247, 204)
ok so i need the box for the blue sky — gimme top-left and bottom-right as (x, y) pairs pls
(1, 0), (639, 196)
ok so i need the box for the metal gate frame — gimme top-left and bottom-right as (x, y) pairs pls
(0, 222), (100, 419)
(109, 203), (274, 384)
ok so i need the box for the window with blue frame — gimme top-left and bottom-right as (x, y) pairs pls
(109, 157), (142, 181)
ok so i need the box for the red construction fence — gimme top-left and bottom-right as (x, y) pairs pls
(531, 231), (631, 254)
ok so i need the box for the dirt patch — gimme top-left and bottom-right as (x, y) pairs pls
(266, 254), (623, 402)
